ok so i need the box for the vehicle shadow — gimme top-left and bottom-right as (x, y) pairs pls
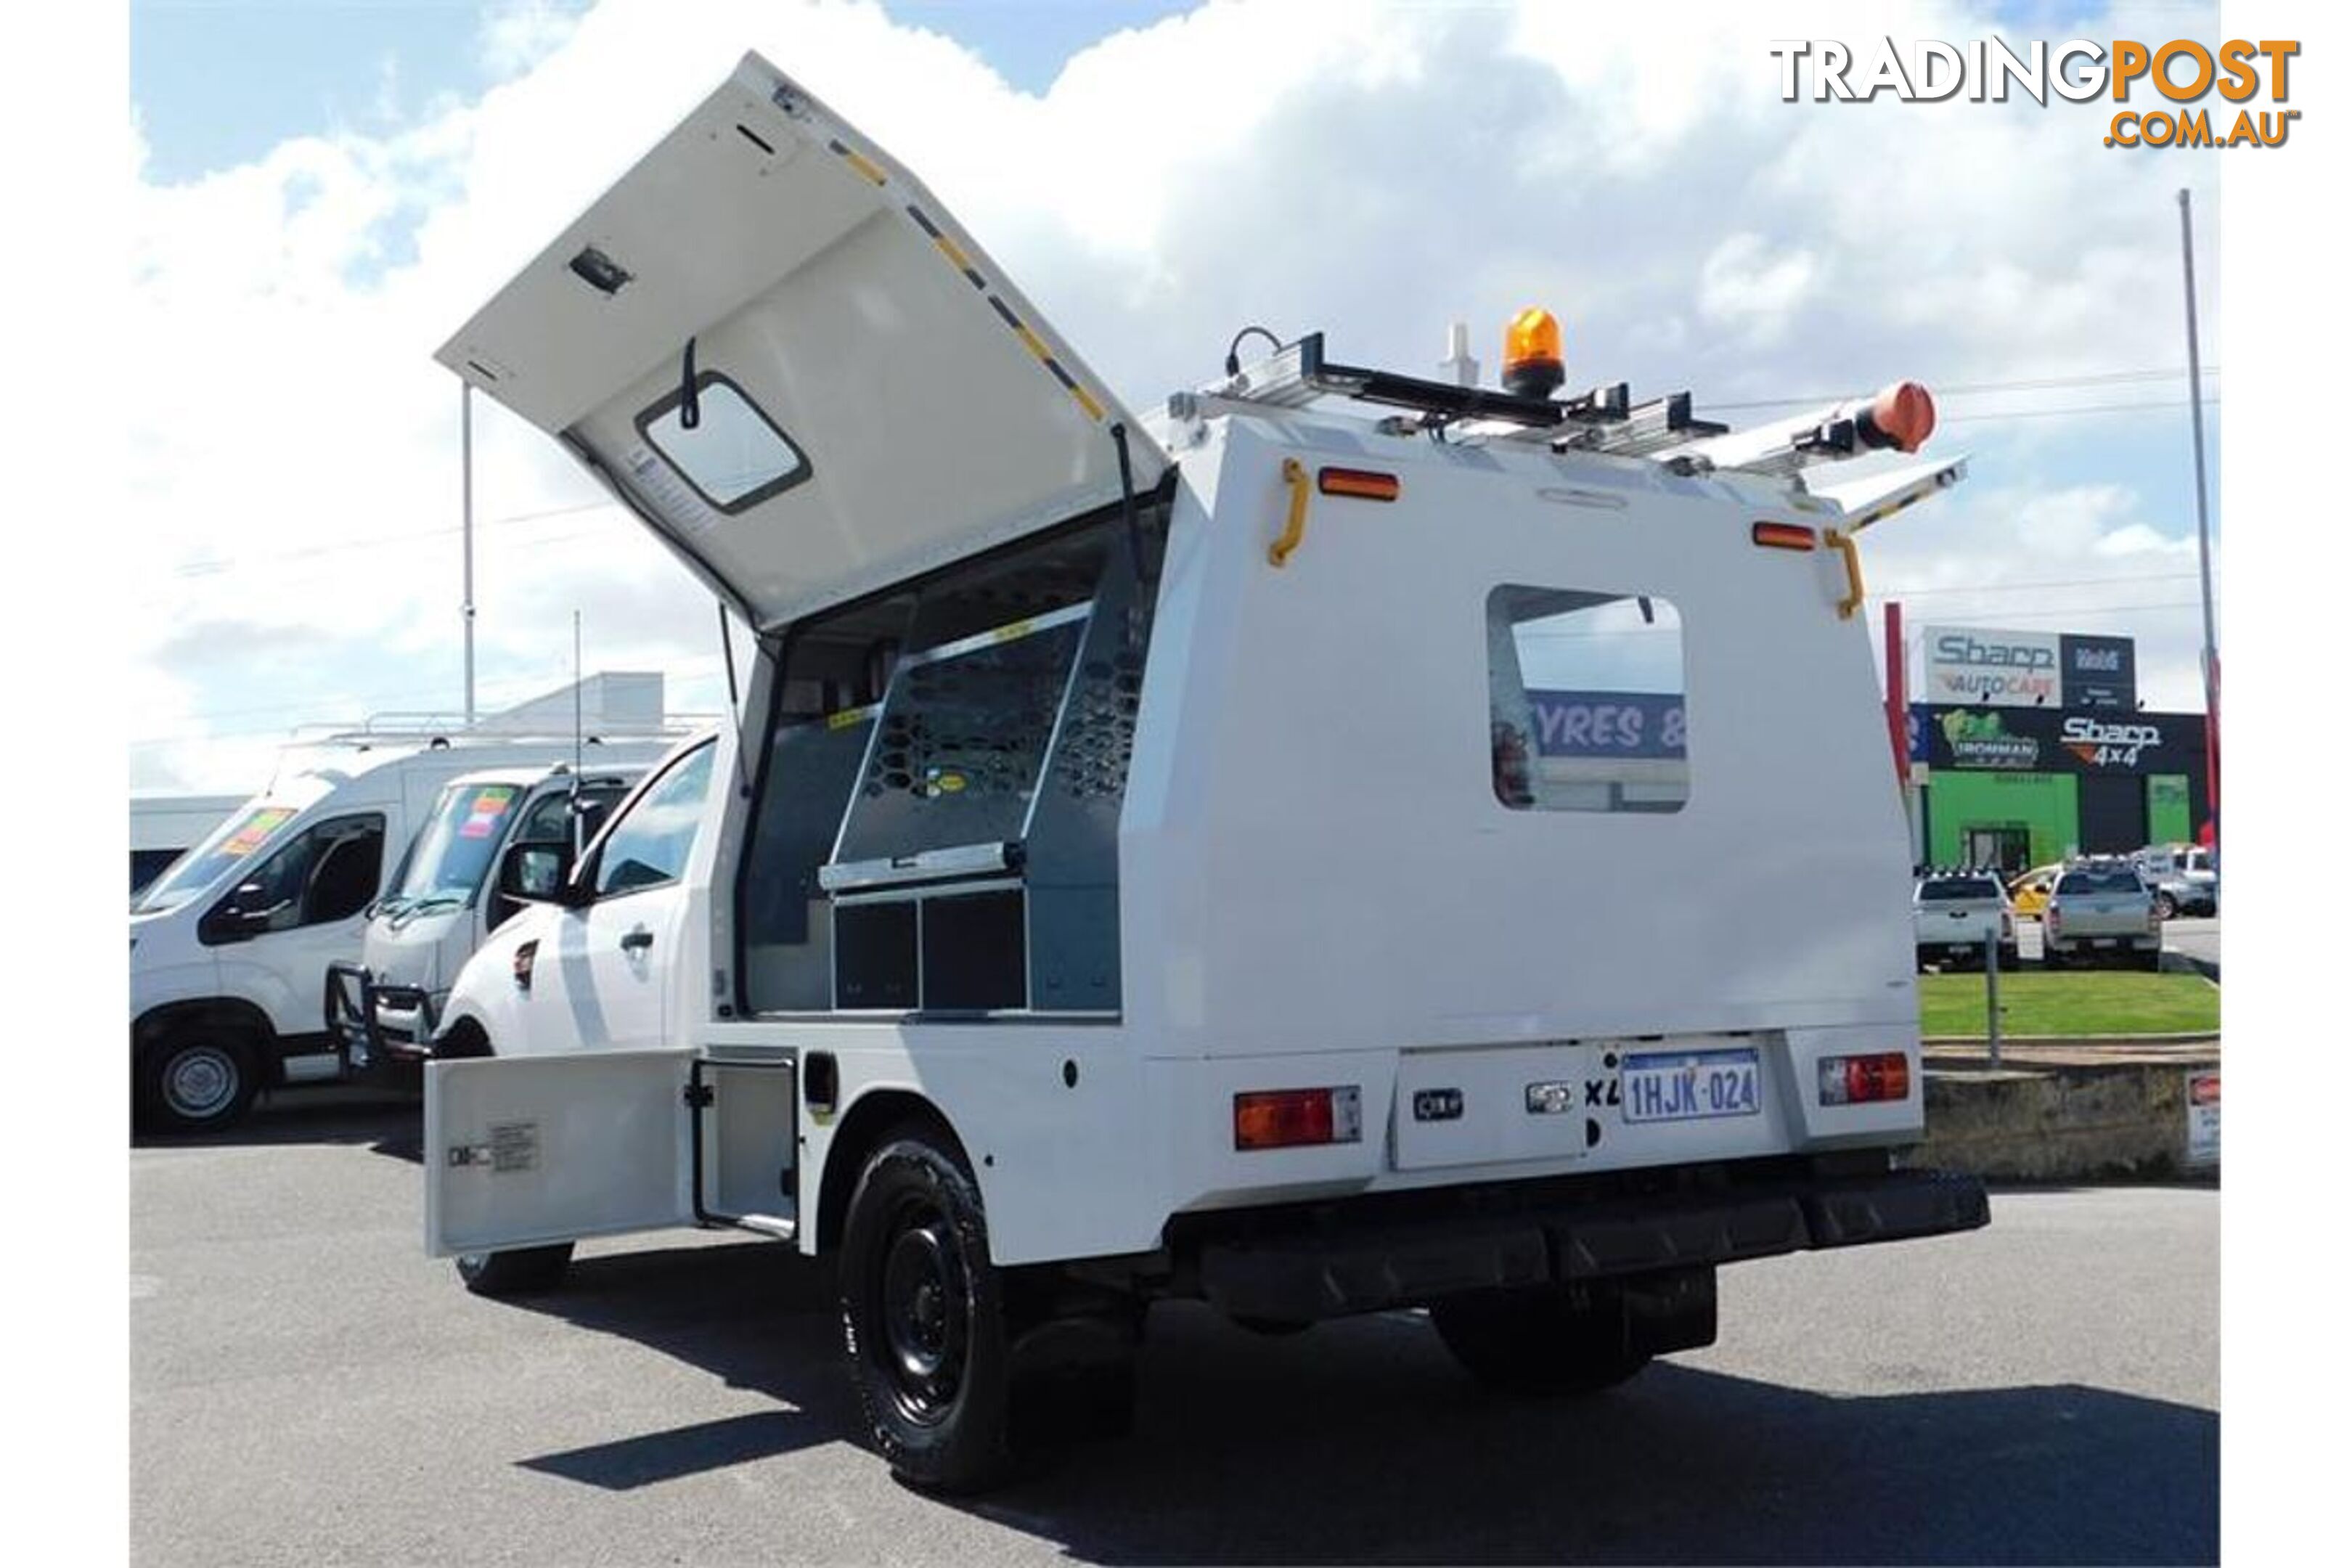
(130, 1090), (423, 1162)
(505, 1242), (2218, 1566)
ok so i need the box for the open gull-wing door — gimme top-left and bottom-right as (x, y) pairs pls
(436, 52), (1166, 632)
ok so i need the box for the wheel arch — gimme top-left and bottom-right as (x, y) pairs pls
(132, 997), (276, 1061)
(812, 1087), (971, 1256)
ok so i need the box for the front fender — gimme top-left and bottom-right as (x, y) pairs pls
(435, 905), (555, 1055)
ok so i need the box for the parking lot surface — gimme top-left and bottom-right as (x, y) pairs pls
(133, 1098), (2217, 1566)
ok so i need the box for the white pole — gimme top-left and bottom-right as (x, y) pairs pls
(462, 381), (477, 728)
(2176, 189), (2219, 844)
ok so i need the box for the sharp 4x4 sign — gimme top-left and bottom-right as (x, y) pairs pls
(2060, 715), (2163, 768)
(1922, 626), (2060, 707)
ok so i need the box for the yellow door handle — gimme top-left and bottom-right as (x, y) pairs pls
(1824, 526), (1865, 620)
(1269, 457), (1310, 568)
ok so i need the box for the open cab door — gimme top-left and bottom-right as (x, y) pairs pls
(426, 1051), (695, 1257)
(436, 52), (1167, 632)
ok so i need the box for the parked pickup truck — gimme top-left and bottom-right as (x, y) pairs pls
(1913, 872), (2017, 971)
(2043, 862), (2162, 969)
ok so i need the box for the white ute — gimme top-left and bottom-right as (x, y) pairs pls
(423, 54), (1990, 1491)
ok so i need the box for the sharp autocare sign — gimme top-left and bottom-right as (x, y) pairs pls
(1923, 626), (2059, 708)
(2061, 715), (2163, 768)
(1766, 36), (2300, 150)
(2185, 1070), (2218, 1167)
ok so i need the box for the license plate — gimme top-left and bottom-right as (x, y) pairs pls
(1621, 1048), (1763, 1124)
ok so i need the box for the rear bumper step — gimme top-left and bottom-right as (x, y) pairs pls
(1190, 1165), (1988, 1323)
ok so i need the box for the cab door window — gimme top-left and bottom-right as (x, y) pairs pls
(200, 814), (385, 943)
(590, 746), (716, 899)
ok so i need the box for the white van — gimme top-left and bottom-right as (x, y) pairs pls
(130, 734), (675, 1132)
(325, 760), (650, 1077)
(420, 54), (1988, 1491)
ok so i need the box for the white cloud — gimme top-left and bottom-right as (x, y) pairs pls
(128, 0), (2221, 788)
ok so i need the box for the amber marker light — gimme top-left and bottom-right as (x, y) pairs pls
(1752, 521), (1819, 551)
(1317, 466), (1401, 501)
(1502, 306), (1565, 399)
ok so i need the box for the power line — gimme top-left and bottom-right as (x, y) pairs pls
(1704, 364), (2219, 413)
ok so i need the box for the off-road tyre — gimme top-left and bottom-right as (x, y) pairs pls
(455, 1243), (573, 1297)
(1430, 1284), (1653, 1396)
(839, 1127), (1018, 1493)
(135, 1027), (261, 1135)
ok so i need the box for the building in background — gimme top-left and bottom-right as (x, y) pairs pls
(1906, 626), (2208, 872)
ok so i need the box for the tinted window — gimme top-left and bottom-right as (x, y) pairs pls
(517, 781), (628, 847)
(1919, 878), (2002, 901)
(202, 814), (385, 941)
(1487, 586), (1687, 814)
(592, 747), (716, 898)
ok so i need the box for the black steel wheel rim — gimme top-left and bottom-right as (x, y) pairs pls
(873, 1196), (968, 1425)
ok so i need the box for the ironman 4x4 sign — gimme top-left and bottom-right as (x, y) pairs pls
(2061, 715), (2161, 767)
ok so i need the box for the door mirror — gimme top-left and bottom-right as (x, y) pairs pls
(498, 840), (579, 906)
(199, 882), (290, 944)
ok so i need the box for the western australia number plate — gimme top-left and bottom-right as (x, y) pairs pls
(1621, 1048), (1763, 1124)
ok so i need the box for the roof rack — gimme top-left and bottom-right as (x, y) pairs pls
(1186, 332), (1936, 480)
(1183, 332), (1726, 459)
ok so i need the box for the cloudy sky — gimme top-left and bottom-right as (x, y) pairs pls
(128, 0), (2224, 791)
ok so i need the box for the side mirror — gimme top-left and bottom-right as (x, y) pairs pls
(200, 881), (289, 944)
(497, 840), (579, 906)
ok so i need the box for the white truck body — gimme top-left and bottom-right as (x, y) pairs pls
(420, 54), (1988, 1487)
(128, 734), (677, 1131)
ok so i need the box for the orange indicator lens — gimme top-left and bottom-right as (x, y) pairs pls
(1318, 467), (1401, 501)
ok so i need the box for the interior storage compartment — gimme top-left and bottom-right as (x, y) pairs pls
(695, 1058), (798, 1233)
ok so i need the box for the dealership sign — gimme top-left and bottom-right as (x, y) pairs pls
(2061, 715), (2161, 768)
(1922, 626), (2060, 707)
(2059, 633), (2138, 711)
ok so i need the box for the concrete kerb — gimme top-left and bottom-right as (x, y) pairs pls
(1904, 1037), (2220, 1184)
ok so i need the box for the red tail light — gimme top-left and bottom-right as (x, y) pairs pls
(1818, 1053), (1911, 1106)
(1234, 1087), (1363, 1150)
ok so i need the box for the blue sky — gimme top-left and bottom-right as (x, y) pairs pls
(131, 0), (1197, 182)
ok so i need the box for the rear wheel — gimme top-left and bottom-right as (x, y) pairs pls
(1430, 1283), (1654, 1395)
(455, 1243), (574, 1297)
(840, 1127), (1018, 1493)
(136, 1028), (260, 1135)
(2152, 891), (2178, 920)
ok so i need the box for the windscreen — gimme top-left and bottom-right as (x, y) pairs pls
(1918, 877), (2001, 901)
(388, 782), (525, 906)
(131, 803), (301, 913)
(388, 780), (632, 910)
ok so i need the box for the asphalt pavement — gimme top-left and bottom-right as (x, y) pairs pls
(131, 1098), (2218, 1566)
